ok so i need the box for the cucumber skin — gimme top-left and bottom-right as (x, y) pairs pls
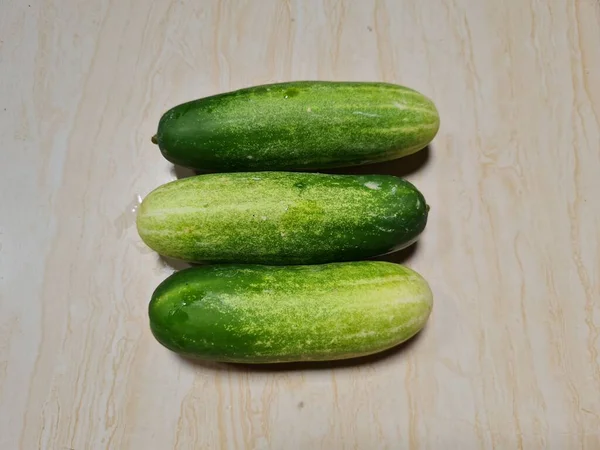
(148, 261), (433, 363)
(154, 81), (439, 171)
(136, 171), (429, 265)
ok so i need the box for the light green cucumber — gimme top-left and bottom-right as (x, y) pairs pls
(136, 171), (429, 265)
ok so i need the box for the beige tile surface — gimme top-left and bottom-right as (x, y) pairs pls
(1, 0), (599, 448)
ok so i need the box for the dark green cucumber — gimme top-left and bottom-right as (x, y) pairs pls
(153, 81), (439, 171)
(148, 261), (433, 363)
(136, 171), (429, 265)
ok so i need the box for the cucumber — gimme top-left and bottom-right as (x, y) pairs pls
(148, 261), (433, 363)
(136, 171), (429, 265)
(153, 81), (439, 171)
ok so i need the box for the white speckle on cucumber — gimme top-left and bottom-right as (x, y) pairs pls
(353, 111), (380, 118)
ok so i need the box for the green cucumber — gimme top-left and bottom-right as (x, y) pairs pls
(148, 261), (433, 363)
(153, 81), (439, 171)
(136, 171), (429, 265)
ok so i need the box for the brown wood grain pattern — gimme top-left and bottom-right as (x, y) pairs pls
(1, 0), (599, 448)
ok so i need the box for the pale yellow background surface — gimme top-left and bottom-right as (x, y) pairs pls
(1, 1), (599, 449)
